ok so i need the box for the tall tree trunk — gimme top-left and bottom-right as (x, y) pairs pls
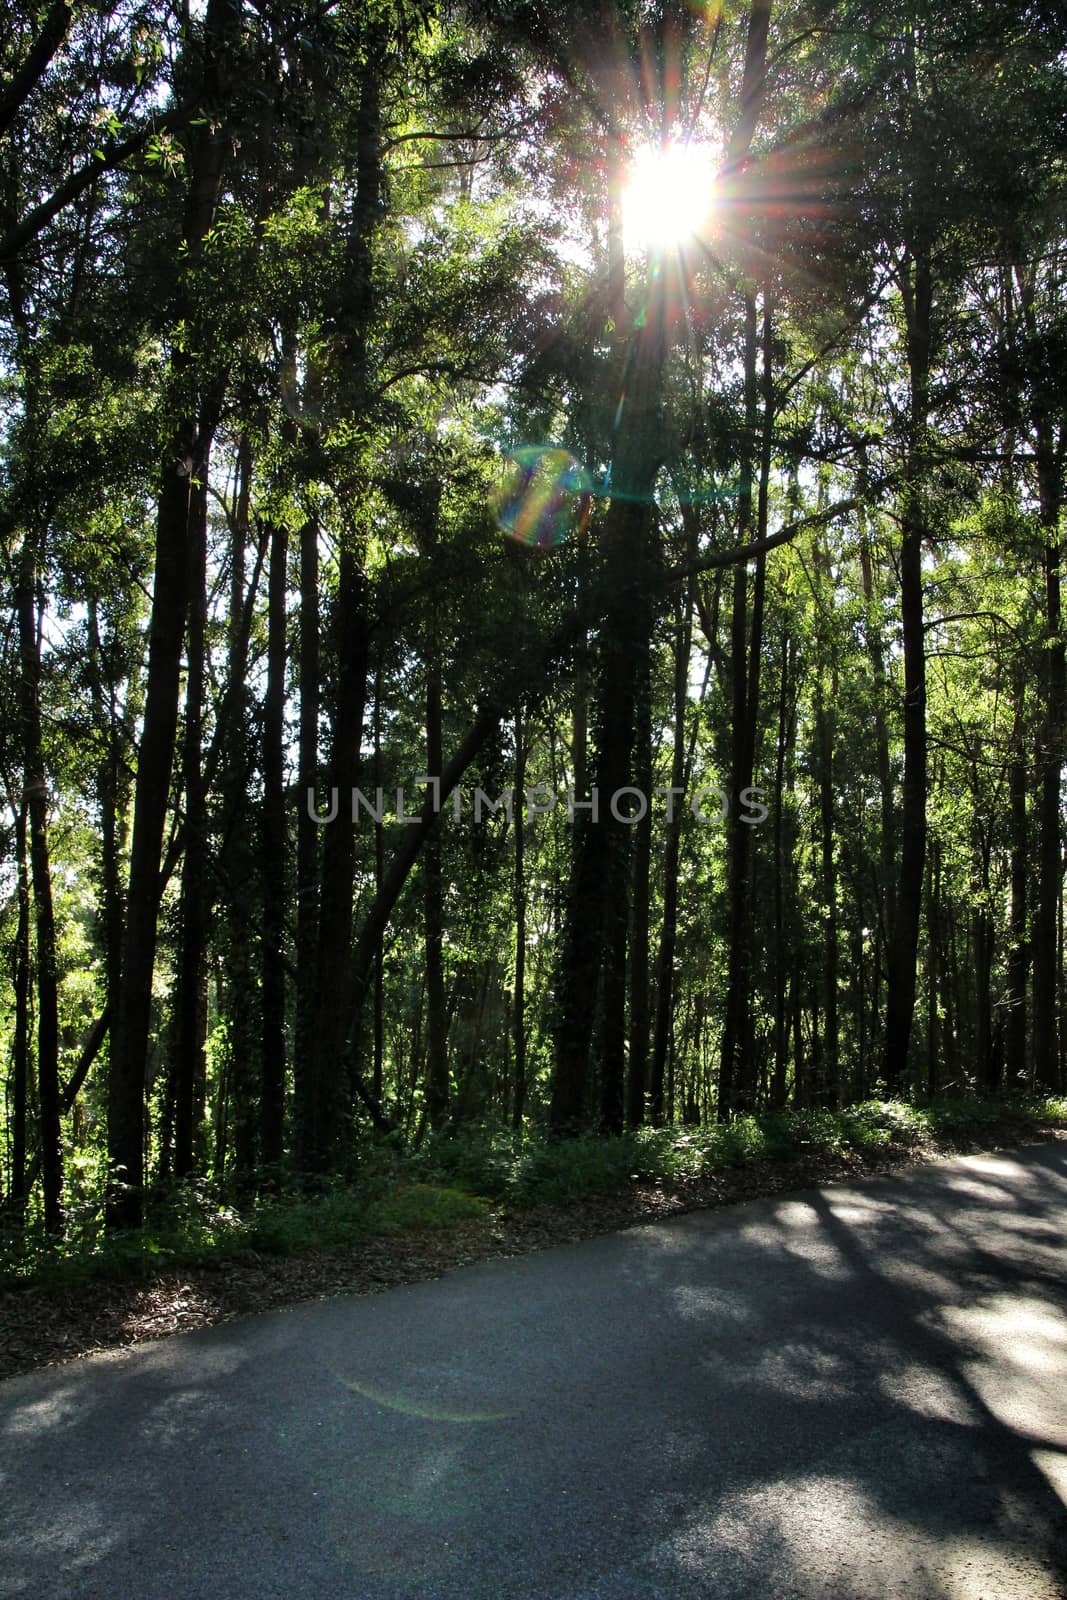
(651, 589), (693, 1123)
(372, 649), (385, 1106)
(223, 444), (260, 1188)
(301, 48), (380, 1167)
(572, 538), (589, 806)
(295, 512), (320, 1150)
(260, 518), (289, 1172)
(715, 1), (774, 1113)
(18, 536), (61, 1233)
(107, 0), (239, 1226)
(1007, 677), (1029, 1080)
(974, 906), (994, 1092)
(512, 711), (528, 1131)
(720, 292), (771, 1115)
(859, 511), (895, 1029)
(1033, 457), (1064, 1091)
(926, 834), (941, 1097)
(86, 601), (125, 1069)
(770, 629), (796, 1108)
(600, 846), (629, 1135)
(626, 621), (654, 1128)
(173, 475), (209, 1179)
(813, 532), (838, 1107)
(882, 236), (932, 1094)
(9, 803), (30, 1212)
(552, 278), (664, 1134)
(424, 593), (448, 1133)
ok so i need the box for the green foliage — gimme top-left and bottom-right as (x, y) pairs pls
(362, 1184), (490, 1232)
(3, 1098), (1064, 1293)
(514, 1135), (652, 1203)
(410, 1125), (526, 1198)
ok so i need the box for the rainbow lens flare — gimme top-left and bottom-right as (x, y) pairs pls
(492, 446), (592, 549)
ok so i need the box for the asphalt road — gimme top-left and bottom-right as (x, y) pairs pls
(3, 1144), (1067, 1600)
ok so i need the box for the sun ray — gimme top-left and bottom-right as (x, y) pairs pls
(622, 138), (720, 254)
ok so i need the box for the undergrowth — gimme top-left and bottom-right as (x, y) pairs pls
(3, 1094), (1064, 1292)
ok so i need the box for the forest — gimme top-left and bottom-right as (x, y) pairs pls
(2, 0), (1067, 1249)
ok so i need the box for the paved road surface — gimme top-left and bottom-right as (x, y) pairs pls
(3, 1144), (1067, 1599)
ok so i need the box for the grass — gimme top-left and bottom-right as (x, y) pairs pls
(3, 1094), (1064, 1293)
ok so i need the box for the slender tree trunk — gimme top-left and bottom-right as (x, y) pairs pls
(882, 237), (932, 1094)
(424, 596), (448, 1133)
(1033, 456), (1064, 1091)
(926, 835), (941, 1098)
(512, 711), (528, 1131)
(974, 905), (994, 1092)
(173, 475), (209, 1179)
(720, 293), (771, 1114)
(651, 589), (693, 1123)
(572, 539), (589, 806)
(1007, 680), (1029, 1080)
(10, 804), (30, 1211)
(18, 536), (61, 1232)
(87, 601), (125, 1065)
(790, 958), (805, 1106)
(260, 518), (289, 1172)
(372, 651), (385, 1106)
(303, 540), (369, 1166)
(626, 631), (653, 1128)
(770, 630), (795, 1108)
(1060, 873), (1066, 1091)
(223, 446), (260, 1188)
(295, 513), (320, 1148)
(600, 854), (629, 1135)
(813, 534), (838, 1108)
(301, 48), (380, 1166)
(859, 512), (895, 1018)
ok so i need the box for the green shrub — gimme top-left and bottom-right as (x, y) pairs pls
(363, 1184), (490, 1232)
(515, 1136), (646, 1204)
(412, 1125), (524, 1200)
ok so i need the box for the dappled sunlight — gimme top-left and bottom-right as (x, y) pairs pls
(732, 1197), (857, 1281)
(134, 1382), (244, 1448)
(650, 1463), (1065, 1600)
(0, 1378), (101, 1438)
(938, 1294), (1067, 1358)
(7, 1512), (126, 1592)
(774, 1234), (854, 1282)
(772, 1197), (821, 1228)
(749, 1340), (853, 1402)
(879, 1363), (982, 1428)
(938, 1173), (1021, 1203)
(877, 1259), (963, 1302)
(667, 1284), (755, 1325)
(822, 1199), (885, 1223)
(937, 1295), (1067, 1442)
(960, 1155), (1030, 1181)
(1031, 1448), (1067, 1511)
(936, 1536), (1065, 1600)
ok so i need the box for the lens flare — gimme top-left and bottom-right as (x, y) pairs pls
(492, 446), (592, 548)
